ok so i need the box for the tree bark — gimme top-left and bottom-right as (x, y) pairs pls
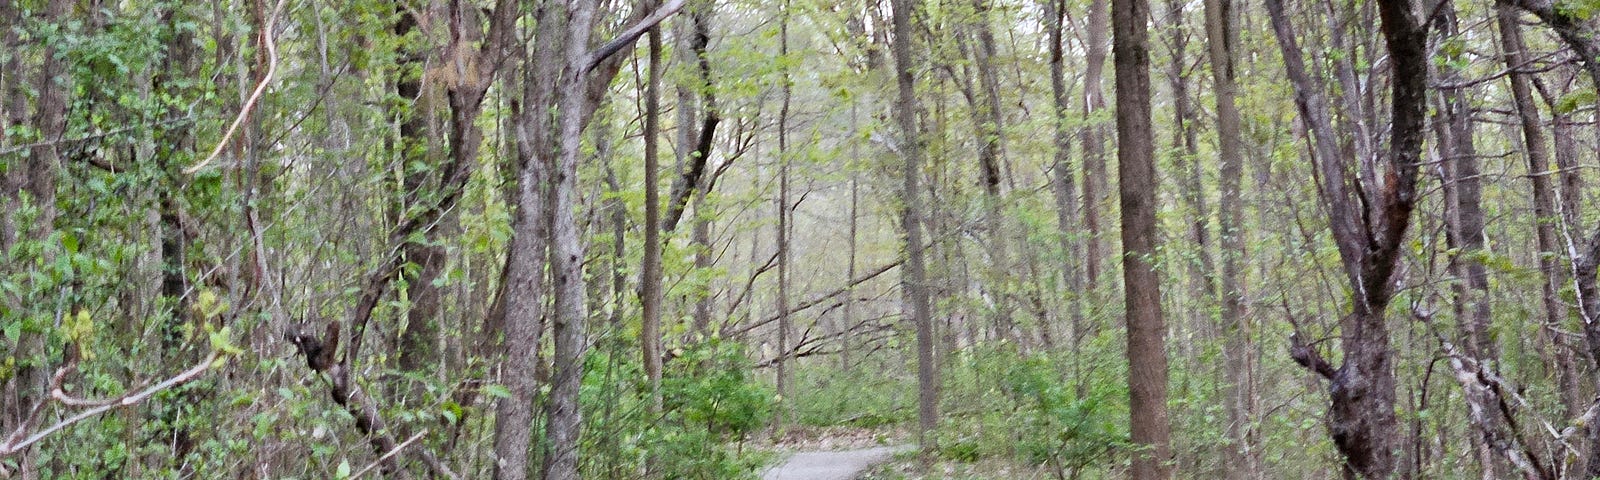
(641, 10), (665, 408)
(1, 0), (68, 475)
(1434, 3), (1524, 476)
(493, 2), (560, 477)
(1081, 0), (1109, 289)
(1113, 0), (1172, 475)
(968, 0), (1014, 344)
(1496, 2), (1582, 423)
(774, 0), (794, 432)
(542, 1), (600, 478)
(1046, 0), (1086, 370)
(889, 0), (940, 453)
(1202, 0), (1256, 473)
(1268, 0), (1428, 477)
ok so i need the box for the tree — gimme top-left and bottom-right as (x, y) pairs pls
(1112, 0), (1171, 475)
(889, 0), (939, 453)
(1268, 0), (1428, 476)
(1201, 0), (1257, 473)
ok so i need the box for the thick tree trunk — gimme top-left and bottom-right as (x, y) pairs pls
(493, 4), (561, 478)
(889, 0), (939, 453)
(1112, 0), (1172, 476)
(542, 1), (599, 478)
(1269, 0), (1427, 477)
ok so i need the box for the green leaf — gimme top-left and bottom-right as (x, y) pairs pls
(336, 459), (351, 479)
(483, 384), (513, 399)
(60, 232), (78, 254)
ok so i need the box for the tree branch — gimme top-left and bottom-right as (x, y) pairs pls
(582, 0), (689, 73)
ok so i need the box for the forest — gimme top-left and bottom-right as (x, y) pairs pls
(6, 0), (1600, 478)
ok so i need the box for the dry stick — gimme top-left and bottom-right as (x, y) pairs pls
(0, 351), (222, 456)
(350, 431), (429, 480)
(182, 0), (288, 175)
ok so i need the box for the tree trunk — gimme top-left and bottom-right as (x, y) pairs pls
(1203, 0), (1254, 473)
(542, 1), (599, 478)
(1164, 0), (1216, 367)
(1, 0), (67, 475)
(774, 0), (794, 433)
(1113, 0), (1173, 475)
(492, 4), (562, 478)
(1201, 0), (1257, 474)
(968, 0), (1013, 344)
(1495, 4), (1581, 422)
(1046, 0), (1086, 369)
(890, 0), (939, 454)
(1081, 0), (1109, 290)
(1269, 0), (1427, 477)
(395, 2), (447, 379)
(641, 15), (664, 407)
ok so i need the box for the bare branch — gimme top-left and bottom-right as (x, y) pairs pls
(582, 0), (689, 74)
(0, 351), (222, 456)
(183, 0), (289, 174)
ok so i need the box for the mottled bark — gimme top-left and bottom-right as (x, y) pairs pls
(1269, 0), (1428, 477)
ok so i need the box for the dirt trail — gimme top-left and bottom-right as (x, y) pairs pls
(761, 445), (912, 480)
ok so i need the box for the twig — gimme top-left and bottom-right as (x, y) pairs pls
(350, 431), (429, 480)
(183, 0), (289, 174)
(0, 351), (221, 456)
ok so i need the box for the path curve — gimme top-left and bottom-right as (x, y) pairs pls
(761, 445), (912, 480)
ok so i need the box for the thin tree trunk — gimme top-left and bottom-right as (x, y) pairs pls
(1081, 0), (1109, 290)
(1046, 0), (1086, 370)
(843, 101), (860, 370)
(1202, 0), (1257, 474)
(1504, 40), (1582, 410)
(1164, 0), (1217, 368)
(641, 13), (664, 407)
(1113, 0), (1172, 475)
(774, 0), (794, 433)
(890, 0), (939, 454)
(1434, 4), (1527, 476)
(968, 0), (1013, 344)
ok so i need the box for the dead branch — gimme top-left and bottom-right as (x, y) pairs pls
(183, 0), (288, 174)
(1, 350), (221, 457)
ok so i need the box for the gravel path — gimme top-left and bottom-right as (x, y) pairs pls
(761, 445), (912, 480)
